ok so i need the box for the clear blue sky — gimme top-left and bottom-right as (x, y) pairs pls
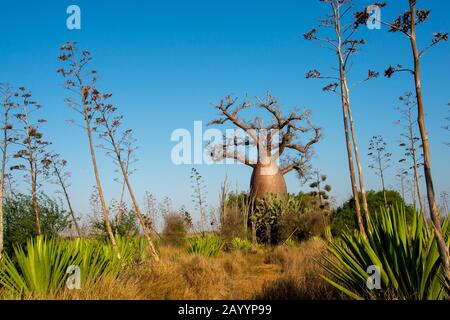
(0, 1), (449, 221)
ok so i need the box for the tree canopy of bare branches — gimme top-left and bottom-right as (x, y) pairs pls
(208, 93), (320, 200)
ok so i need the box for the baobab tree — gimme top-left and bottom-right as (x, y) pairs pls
(45, 153), (81, 237)
(368, 135), (391, 206)
(355, 0), (450, 285)
(0, 83), (16, 257)
(396, 93), (425, 221)
(57, 41), (120, 258)
(304, 0), (377, 235)
(208, 93), (321, 201)
(11, 87), (51, 236)
(91, 87), (159, 261)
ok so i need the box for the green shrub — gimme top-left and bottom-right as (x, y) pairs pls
(162, 213), (188, 247)
(0, 237), (77, 296)
(70, 238), (115, 287)
(321, 205), (449, 300)
(91, 209), (140, 238)
(230, 237), (251, 251)
(104, 235), (149, 267)
(331, 190), (415, 236)
(255, 193), (328, 244)
(220, 205), (248, 243)
(3, 193), (69, 254)
(187, 235), (224, 257)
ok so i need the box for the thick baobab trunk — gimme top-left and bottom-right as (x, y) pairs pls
(409, 5), (450, 285)
(249, 162), (287, 201)
(249, 162), (287, 245)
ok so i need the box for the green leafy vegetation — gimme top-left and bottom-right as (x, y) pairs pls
(0, 235), (148, 297)
(331, 190), (415, 236)
(187, 235), (224, 257)
(321, 205), (449, 300)
(3, 193), (69, 255)
(230, 237), (251, 251)
(162, 212), (189, 247)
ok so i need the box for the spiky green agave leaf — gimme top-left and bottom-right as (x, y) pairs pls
(320, 205), (448, 300)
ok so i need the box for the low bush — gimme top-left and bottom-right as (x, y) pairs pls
(331, 190), (415, 236)
(3, 193), (69, 255)
(187, 235), (224, 257)
(255, 193), (329, 244)
(162, 213), (188, 247)
(230, 237), (251, 251)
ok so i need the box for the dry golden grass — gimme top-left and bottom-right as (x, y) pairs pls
(255, 238), (343, 300)
(26, 239), (341, 300)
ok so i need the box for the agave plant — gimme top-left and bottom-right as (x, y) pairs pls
(0, 237), (78, 296)
(320, 205), (449, 300)
(70, 238), (115, 287)
(0, 236), (149, 297)
(104, 235), (149, 267)
(230, 237), (252, 251)
(187, 235), (224, 257)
